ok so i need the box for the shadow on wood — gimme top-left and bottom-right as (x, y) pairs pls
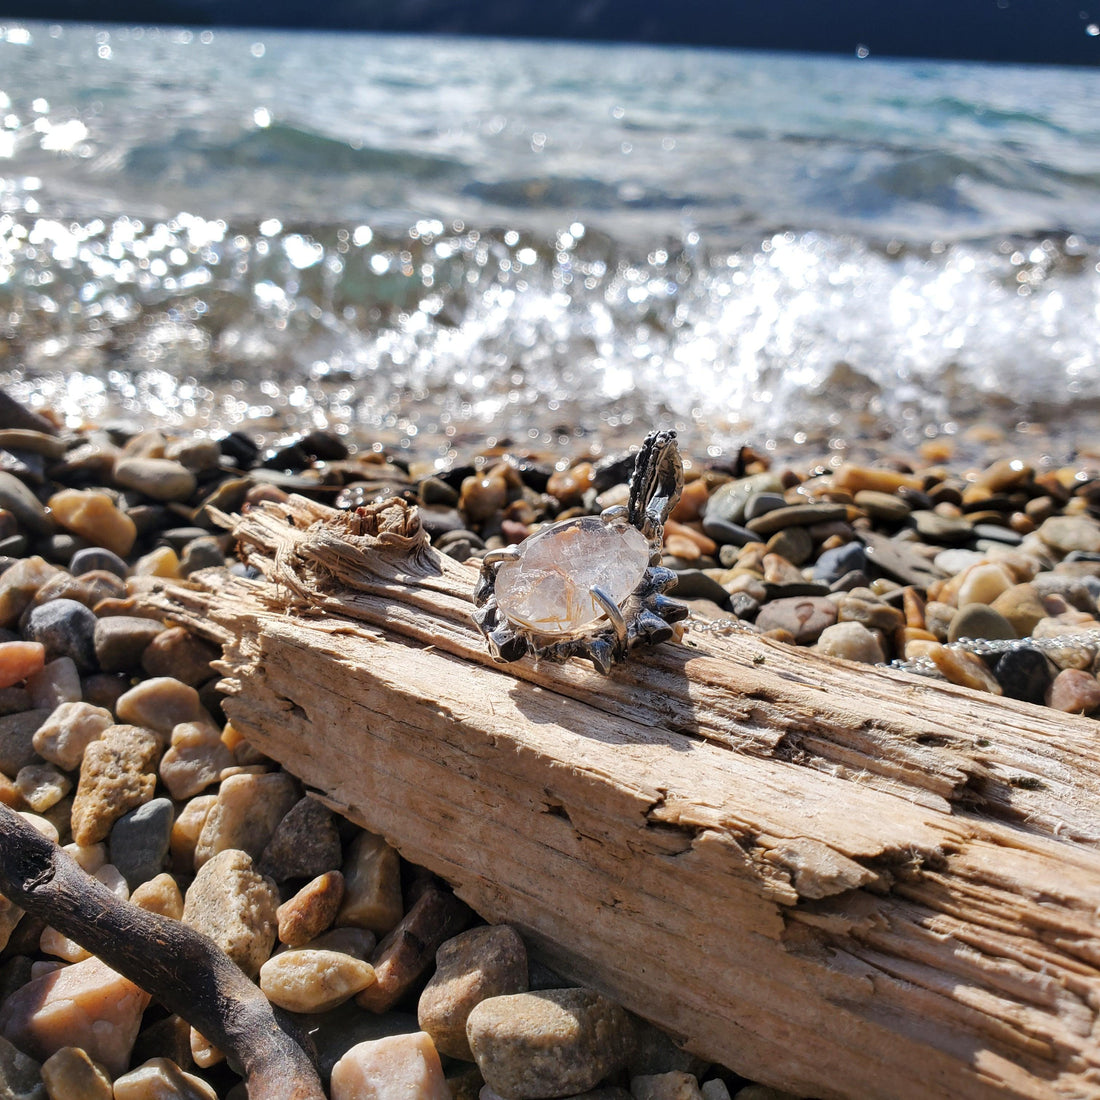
(148, 495), (1100, 1100)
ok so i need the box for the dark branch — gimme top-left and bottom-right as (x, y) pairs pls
(0, 804), (325, 1100)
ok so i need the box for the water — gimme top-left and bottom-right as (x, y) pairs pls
(2, 22), (1100, 461)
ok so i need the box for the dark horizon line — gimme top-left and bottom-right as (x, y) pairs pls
(7, 18), (1100, 71)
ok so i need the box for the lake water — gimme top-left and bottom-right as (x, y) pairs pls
(2, 22), (1100, 461)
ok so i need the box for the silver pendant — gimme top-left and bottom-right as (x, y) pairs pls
(471, 430), (689, 673)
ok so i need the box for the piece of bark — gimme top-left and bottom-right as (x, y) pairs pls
(0, 803), (324, 1100)
(146, 495), (1100, 1100)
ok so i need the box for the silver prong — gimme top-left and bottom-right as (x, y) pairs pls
(481, 545), (523, 569)
(590, 585), (627, 649)
(599, 505), (629, 525)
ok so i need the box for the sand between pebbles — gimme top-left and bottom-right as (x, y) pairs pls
(0, 391), (1098, 1099)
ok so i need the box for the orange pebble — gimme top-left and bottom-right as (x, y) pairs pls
(0, 641), (46, 689)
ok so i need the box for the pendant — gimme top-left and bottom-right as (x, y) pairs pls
(471, 430), (689, 673)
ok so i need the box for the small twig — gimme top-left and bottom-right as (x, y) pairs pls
(0, 804), (325, 1100)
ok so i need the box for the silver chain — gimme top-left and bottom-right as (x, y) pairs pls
(686, 612), (1100, 678)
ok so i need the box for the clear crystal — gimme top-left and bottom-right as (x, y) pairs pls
(495, 516), (651, 637)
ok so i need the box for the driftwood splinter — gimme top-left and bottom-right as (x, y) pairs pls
(148, 494), (1100, 1100)
(0, 804), (324, 1100)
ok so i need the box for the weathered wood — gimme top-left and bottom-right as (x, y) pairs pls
(151, 495), (1100, 1100)
(0, 804), (324, 1100)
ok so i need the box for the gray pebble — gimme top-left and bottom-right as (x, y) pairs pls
(742, 493), (787, 522)
(701, 517), (756, 549)
(704, 473), (783, 527)
(746, 503), (847, 538)
(70, 547), (128, 579)
(0, 709), (51, 775)
(109, 796), (175, 889)
(0, 470), (53, 537)
(948, 604), (1018, 644)
(113, 456), (197, 502)
(909, 511), (973, 546)
(23, 599), (98, 671)
(668, 570), (730, 605)
(812, 542), (867, 584)
(754, 596), (837, 643)
(93, 616), (165, 674)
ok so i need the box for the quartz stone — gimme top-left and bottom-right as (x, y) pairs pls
(494, 517), (650, 637)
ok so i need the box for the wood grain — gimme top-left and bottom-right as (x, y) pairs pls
(149, 496), (1100, 1100)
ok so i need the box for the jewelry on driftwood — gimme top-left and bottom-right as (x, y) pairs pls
(471, 429), (689, 673)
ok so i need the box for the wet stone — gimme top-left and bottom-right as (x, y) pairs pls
(30, 570), (125, 614)
(812, 541), (866, 585)
(0, 1034), (44, 1100)
(699, 517), (756, 548)
(703, 473), (783, 527)
(46, 490), (135, 559)
(40, 1046), (112, 1100)
(418, 925), (529, 1061)
(834, 592), (904, 633)
(182, 848), (279, 977)
(741, 492), (787, 522)
(0, 471), (52, 538)
(277, 871), (346, 947)
(668, 570), (730, 605)
(754, 597), (837, 645)
(859, 531), (942, 587)
(22, 601), (97, 672)
(745, 503), (846, 538)
(909, 511), (973, 546)
(947, 604), (1017, 644)
(260, 795), (343, 883)
(330, 1032), (450, 1100)
(92, 615), (164, 674)
(260, 948), (376, 1014)
(994, 647), (1054, 705)
(0, 558), (59, 629)
(32, 702), (112, 771)
(112, 1058), (217, 1100)
(928, 645), (1003, 695)
(113, 456), (197, 502)
(1038, 515), (1100, 555)
(68, 547), (127, 579)
(70, 724), (160, 846)
(109, 796), (174, 889)
(853, 489), (911, 523)
(990, 583), (1048, 637)
(467, 988), (637, 1100)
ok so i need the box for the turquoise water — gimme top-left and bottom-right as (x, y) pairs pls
(2, 22), (1100, 457)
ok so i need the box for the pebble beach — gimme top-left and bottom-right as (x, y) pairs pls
(0, 389), (1096, 1097)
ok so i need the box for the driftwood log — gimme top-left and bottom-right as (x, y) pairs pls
(149, 494), (1100, 1100)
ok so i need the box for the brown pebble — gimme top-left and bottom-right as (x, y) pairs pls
(260, 795), (343, 882)
(338, 830), (405, 935)
(131, 872), (185, 920)
(1047, 668), (1100, 714)
(115, 677), (211, 741)
(357, 884), (471, 1014)
(278, 871), (346, 947)
(418, 925), (529, 1061)
(928, 645), (1003, 695)
(70, 725), (160, 846)
(136, 627), (219, 686)
(41, 1045), (112, 1100)
(194, 771), (300, 867)
(169, 793), (217, 871)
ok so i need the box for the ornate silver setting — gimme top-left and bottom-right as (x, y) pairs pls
(471, 429), (689, 673)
